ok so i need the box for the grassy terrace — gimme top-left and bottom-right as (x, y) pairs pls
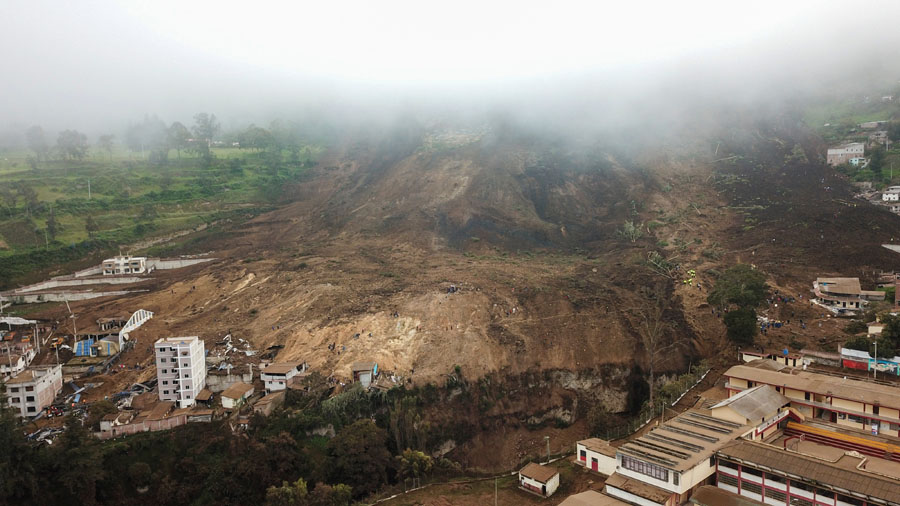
(0, 145), (321, 288)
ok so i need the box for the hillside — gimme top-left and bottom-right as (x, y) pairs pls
(22, 111), (900, 469)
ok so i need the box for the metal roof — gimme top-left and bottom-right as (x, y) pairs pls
(711, 385), (789, 422)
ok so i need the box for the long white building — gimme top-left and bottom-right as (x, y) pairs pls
(4, 365), (63, 417)
(155, 336), (206, 408)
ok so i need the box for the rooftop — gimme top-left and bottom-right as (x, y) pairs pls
(710, 385), (789, 422)
(4, 365), (59, 384)
(351, 362), (376, 372)
(725, 361), (900, 409)
(221, 382), (254, 399)
(145, 401), (175, 421)
(262, 362), (301, 375)
(718, 440), (900, 503)
(605, 473), (672, 504)
(578, 437), (617, 457)
(155, 336), (199, 346)
(617, 407), (753, 472)
(558, 490), (629, 506)
(195, 388), (212, 402)
(815, 277), (861, 295)
(518, 462), (558, 483)
(689, 485), (765, 506)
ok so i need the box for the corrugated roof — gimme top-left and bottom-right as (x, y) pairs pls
(262, 362), (301, 375)
(618, 407), (753, 472)
(711, 385), (789, 421)
(221, 382), (253, 399)
(518, 462), (558, 483)
(195, 388), (212, 401)
(604, 473), (672, 503)
(816, 277), (862, 295)
(351, 362), (376, 372)
(718, 440), (900, 503)
(558, 490), (629, 506)
(725, 362), (900, 410)
(690, 485), (765, 506)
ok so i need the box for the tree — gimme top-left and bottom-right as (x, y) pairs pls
(46, 208), (59, 241)
(192, 112), (220, 164)
(618, 220), (644, 243)
(125, 115), (168, 162)
(708, 264), (768, 346)
(869, 145), (886, 179)
(308, 483), (352, 506)
(265, 478), (308, 506)
(97, 134), (115, 160)
(85, 215), (99, 238)
(56, 130), (89, 161)
(0, 188), (15, 217)
(632, 283), (685, 409)
(396, 449), (432, 490)
(0, 386), (39, 501)
(326, 419), (392, 497)
(707, 264), (768, 309)
(25, 125), (50, 162)
(168, 121), (191, 159)
(888, 121), (900, 143)
(723, 308), (758, 345)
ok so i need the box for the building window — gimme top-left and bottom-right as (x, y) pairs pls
(163, 390), (169, 395)
(26, 396), (34, 402)
(622, 455), (668, 482)
(27, 407), (35, 413)
(163, 381), (168, 385)
(9, 387), (18, 393)
(804, 392), (810, 401)
(25, 386), (33, 392)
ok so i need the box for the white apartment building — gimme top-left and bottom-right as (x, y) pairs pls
(4, 365), (63, 417)
(101, 255), (147, 275)
(155, 336), (206, 408)
(826, 143), (864, 166)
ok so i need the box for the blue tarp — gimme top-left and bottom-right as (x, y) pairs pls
(74, 339), (95, 356)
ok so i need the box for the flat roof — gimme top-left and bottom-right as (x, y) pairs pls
(195, 388), (212, 402)
(618, 407), (753, 472)
(605, 473), (672, 503)
(718, 440), (900, 503)
(351, 362), (376, 372)
(578, 437), (617, 457)
(4, 365), (59, 384)
(725, 361), (900, 409)
(221, 382), (253, 399)
(144, 401), (175, 421)
(155, 336), (199, 345)
(518, 462), (558, 483)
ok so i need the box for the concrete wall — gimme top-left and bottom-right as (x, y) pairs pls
(576, 444), (617, 476)
(206, 371), (253, 393)
(13, 276), (147, 293)
(5, 291), (140, 303)
(146, 258), (214, 270)
(98, 414), (188, 439)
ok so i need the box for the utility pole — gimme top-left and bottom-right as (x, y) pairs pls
(545, 436), (550, 463)
(88, 178), (91, 200)
(874, 339), (878, 380)
(494, 477), (498, 506)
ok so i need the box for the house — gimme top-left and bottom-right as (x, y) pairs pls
(253, 390), (286, 416)
(99, 411), (135, 433)
(575, 438), (617, 475)
(155, 336), (206, 408)
(101, 255), (147, 275)
(186, 408), (214, 423)
(3, 365), (63, 417)
(825, 143), (864, 166)
(194, 388), (213, 407)
(205, 364), (253, 393)
(0, 344), (36, 379)
(812, 277), (884, 313)
(724, 360), (900, 438)
(860, 121), (888, 129)
(351, 362), (378, 388)
(883, 189), (900, 201)
(558, 490), (630, 506)
(260, 362), (307, 393)
(221, 382), (254, 410)
(849, 156), (867, 167)
(518, 462), (560, 497)
(97, 401), (189, 439)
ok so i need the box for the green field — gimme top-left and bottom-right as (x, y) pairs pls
(0, 145), (322, 288)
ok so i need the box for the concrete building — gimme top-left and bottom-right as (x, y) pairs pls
(253, 390), (286, 416)
(518, 462), (560, 497)
(260, 362), (307, 393)
(4, 365), (63, 417)
(826, 143), (864, 166)
(559, 491), (630, 506)
(813, 277), (884, 314)
(724, 360), (900, 438)
(0, 345), (36, 379)
(576, 438), (618, 475)
(220, 382), (254, 410)
(155, 336), (206, 408)
(101, 255), (147, 275)
(716, 438), (900, 505)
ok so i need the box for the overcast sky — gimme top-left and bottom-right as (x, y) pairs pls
(2, 0), (899, 134)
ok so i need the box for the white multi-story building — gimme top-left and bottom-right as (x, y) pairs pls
(260, 362), (307, 393)
(4, 365), (62, 417)
(826, 142), (864, 166)
(101, 255), (147, 275)
(155, 336), (206, 408)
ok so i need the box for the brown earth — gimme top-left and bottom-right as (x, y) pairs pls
(22, 117), (900, 469)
